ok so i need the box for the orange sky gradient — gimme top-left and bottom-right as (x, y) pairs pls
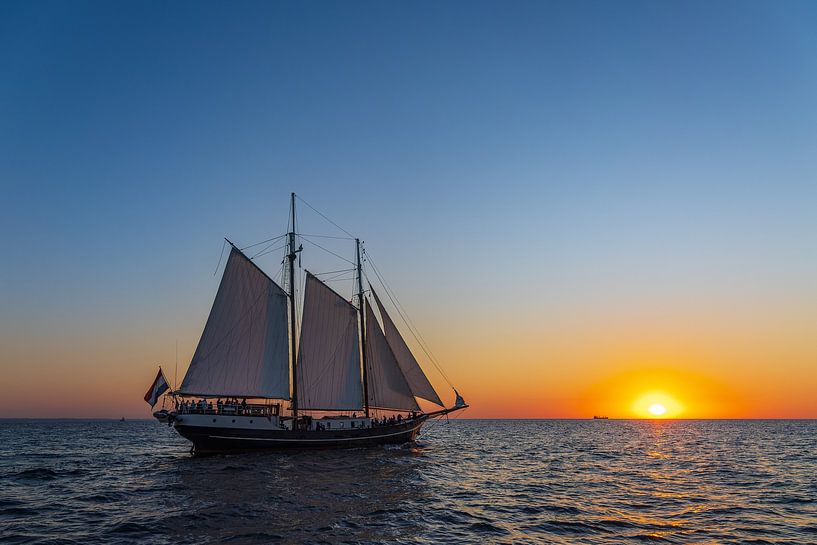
(1, 272), (814, 419)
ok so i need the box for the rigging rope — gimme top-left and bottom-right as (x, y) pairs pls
(363, 249), (456, 390)
(295, 195), (356, 239)
(213, 240), (228, 276)
(312, 267), (356, 277)
(251, 243), (287, 260)
(297, 233), (355, 240)
(240, 234), (287, 251)
(299, 236), (356, 265)
(323, 275), (356, 284)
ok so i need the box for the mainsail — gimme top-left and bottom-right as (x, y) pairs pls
(371, 288), (444, 406)
(179, 247), (290, 399)
(365, 301), (420, 411)
(296, 272), (363, 410)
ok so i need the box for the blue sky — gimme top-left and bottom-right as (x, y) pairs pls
(1, 1), (816, 416)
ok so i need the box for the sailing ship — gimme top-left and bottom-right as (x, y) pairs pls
(147, 193), (467, 453)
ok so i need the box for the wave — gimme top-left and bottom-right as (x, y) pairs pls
(9, 468), (60, 481)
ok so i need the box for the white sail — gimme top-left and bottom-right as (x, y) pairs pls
(365, 301), (420, 411)
(179, 247), (290, 399)
(297, 273), (363, 410)
(371, 289), (444, 406)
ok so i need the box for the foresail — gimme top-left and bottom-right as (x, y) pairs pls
(297, 273), (363, 410)
(365, 301), (420, 411)
(371, 288), (444, 406)
(179, 247), (290, 399)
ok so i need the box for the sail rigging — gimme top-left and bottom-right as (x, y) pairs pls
(155, 194), (470, 454)
(296, 272), (364, 410)
(371, 288), (444, 406)
(364, 300), (420, 411)
(179, 246), (290, 399)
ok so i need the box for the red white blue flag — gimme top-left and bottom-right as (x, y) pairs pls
(144, 368), (170, 407)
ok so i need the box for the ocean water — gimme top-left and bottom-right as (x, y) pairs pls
(1, 419), (815, 545)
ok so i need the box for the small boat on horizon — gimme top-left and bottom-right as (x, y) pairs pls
(593, 416), (609, 419)
(145, 193), (467, 454)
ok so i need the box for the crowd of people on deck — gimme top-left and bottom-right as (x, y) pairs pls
(371, 412), (417, 426)
(177, 398), (270, 416)
(311, 412), (418, 431)
(176, 398), (418, 427)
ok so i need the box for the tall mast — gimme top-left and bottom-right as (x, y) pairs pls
(288, 192), (299, 426)
(356, 238), (370, 418)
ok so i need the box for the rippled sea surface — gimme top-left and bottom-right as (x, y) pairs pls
(1, 419), (816, 544)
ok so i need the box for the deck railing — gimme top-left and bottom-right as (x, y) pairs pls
(177, 402), (276, 417)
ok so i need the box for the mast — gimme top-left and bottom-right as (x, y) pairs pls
(356, 238), (370, 418)
(288, 192), (299, 426)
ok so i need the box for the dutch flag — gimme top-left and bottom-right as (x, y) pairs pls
(144, 368), (170, 407)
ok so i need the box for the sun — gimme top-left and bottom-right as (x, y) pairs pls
(632, 391), (683, 418)
(648, 403), (666, 416)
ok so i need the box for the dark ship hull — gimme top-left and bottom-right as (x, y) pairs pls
(174, 417), (428, 454)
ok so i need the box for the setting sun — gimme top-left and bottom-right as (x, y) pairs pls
(580, 368), (751, 420)
(632, 391), (683, 418)
(648, 403), (667, 416)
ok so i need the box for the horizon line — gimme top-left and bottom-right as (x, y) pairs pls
(2, 417), (815, 421)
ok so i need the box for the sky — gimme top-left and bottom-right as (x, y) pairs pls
(1, 1), (816, 419)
